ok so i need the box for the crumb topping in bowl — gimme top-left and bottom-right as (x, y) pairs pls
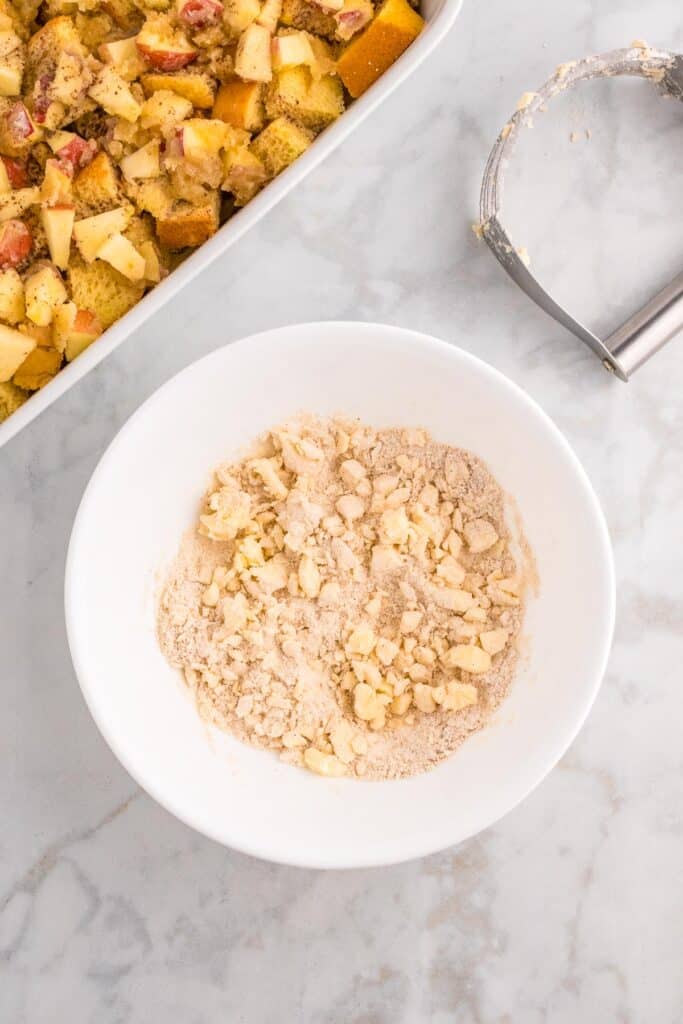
(158, 415), (530, 780)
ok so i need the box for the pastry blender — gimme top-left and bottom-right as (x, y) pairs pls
(480, 45), (683, 381)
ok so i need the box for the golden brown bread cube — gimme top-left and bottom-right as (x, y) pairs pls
(280, 0), (337, 40)
(213, 81), (265, 132)
(0, 381), (29, 422)
(250, 116), (313, 176)
(68, 256), (145, 329)
(102, 0), (144, 32)
(73, 152), (121, 212)
(141, 71), (216, 110)
(265, 66), (344, 132)
(27, 16), (83, 71)
(155, 193), (221, 249)
(12, 346), (62, 390)
(336, 0), (424, 98)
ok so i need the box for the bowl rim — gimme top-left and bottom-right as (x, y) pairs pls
(64, 320), (616, 868)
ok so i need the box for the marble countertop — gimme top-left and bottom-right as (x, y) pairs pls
(2, 0), (682, 1020)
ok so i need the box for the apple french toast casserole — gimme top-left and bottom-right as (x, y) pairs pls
(0, 0), (423, 423)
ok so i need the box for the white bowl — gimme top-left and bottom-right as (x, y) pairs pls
(65, 322), (615, 868)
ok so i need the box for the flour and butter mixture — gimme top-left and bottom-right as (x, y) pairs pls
(157, 416), (529, 779)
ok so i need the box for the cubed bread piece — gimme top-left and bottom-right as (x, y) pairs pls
(0, 322), (36, 381)
(249, 115), (312, 176)
(336, 0), (424, 98)
(101, 0), (144, 32)
(12, 344), (62, 390)
(27, 16), (83, 71)
(73, 151), (120, 212)
(126, 176), (175, 218)
(265, 66), (344, 132)
(75, 12), (116, 53)
(280, 0), (337, 40)
(155, 192), (220, 248)
(68, 255), (145, 328)
(140, 89), (193, 130)
(140, 70), (216, 108)
(0, 379), (28, 422)
(222, 146), (267, 205)
(212, 80), (264, 132)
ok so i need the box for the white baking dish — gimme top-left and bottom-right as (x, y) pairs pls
(0, 0), (463, 450)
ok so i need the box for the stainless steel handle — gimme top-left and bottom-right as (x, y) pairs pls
(606, 271), (683, 377)
(479, 45), (683, 381)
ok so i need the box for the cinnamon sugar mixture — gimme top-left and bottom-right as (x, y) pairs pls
(157, 416), (529, 780)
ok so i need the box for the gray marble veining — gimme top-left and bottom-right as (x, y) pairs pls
(2, 1), (682, 1021)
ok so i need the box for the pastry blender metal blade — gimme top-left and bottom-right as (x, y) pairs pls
(479, 46), (683, 381)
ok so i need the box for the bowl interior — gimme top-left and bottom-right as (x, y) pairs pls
(65, 322), (614, 868)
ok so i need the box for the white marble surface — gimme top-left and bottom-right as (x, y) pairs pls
(2, 0), (683, 1020)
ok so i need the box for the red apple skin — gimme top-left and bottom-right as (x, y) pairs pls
(56, 136), (97, 171)
(1, 156), (28, 189)
(136, 41), (198, 71)
(6, 102), (35, 142)
(178, 0), (224, 27)
(74, 309), (102, 336)
(32, 75), (54, 125)
(0, 220), (33, 270)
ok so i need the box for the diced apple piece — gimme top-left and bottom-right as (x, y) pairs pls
(176, 0), (224, 27)
(213, 80), (264, 131)
(89, 66), (142, 123)
(0, 323), (36, 382)
(224, 0), (262, 34)
(41, 204), (75, 270)
(1, 155), (27, 189)
(40, 158), (73, 206)
(73, 207), (132, 262)
(54, 135), (97, 171)
(180, 119), (230, 160)
(0, 29), (22, 60)
(25, 264), (68, 326)
(95, 232), (146, 281)
(0, 268), (24, 323)
(138, 239), (162, 282)
(0, 158), (8, 194)
(0, 101), (41, 157)
(53, 302), (103, 361)
(235, 23), (272, 82)
(136, 18), (198, 72)
(258, 0), (283, 31)
(140, 89), (193, 130)
(333, 0), (372, 39)
(271, 31), (315, 69)
(47, 130), (76, 154)
(120, 139), (161, 180)
(98, 35), (148, 80)
(0, 49), (23, 97)
(0, 218), (31, 269)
